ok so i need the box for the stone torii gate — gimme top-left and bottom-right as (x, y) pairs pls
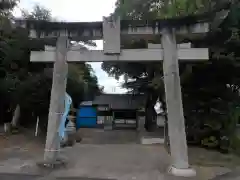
(15, 16), (209, 177)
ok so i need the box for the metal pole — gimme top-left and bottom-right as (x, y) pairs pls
(44, 35), (68, 163)
(161, 28), (189, 169)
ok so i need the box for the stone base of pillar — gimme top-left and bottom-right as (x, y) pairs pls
(37, 156), (68, 169)
(168, 165), (196, 177)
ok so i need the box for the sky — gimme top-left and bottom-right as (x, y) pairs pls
(13, 0), (127, 94)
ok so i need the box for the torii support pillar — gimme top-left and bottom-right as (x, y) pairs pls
(161, 28), (195, 177)
(43, 35), (69, 165)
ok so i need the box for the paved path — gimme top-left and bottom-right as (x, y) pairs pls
(0, 129), (239, 180)
(53, 144), (170, 179)
(210, 169), (240, 180)
(0, 172), (240, 180)
(0, 174), (118, 180)
(0, 173), (41, 180)
(20, 144), (232, 180)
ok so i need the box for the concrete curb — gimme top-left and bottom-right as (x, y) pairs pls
(168, 166), (196, 177)
(141, 137), (165, 145)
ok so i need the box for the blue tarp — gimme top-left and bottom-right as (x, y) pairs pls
(59, 93), (72, 139)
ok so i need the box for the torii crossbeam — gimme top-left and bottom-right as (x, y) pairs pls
(15, 15), (209, 177)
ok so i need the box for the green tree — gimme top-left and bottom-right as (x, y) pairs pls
(0, 0), (23, 127)
(22, 5), (52, 21)
(16, 5), (101, 129)
(0, 4), (100, 132)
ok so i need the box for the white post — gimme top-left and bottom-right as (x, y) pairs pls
(161, 28), (196, 177)
(43, 35), (69, 164)
(11, 105), (20, 127)
(35, 116), (40, 137)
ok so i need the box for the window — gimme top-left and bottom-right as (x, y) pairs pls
(114, 111), (136, 119)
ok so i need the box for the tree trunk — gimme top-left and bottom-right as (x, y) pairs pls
(4, 106), (13, 133)
(158, 91), (170, 152)
(145, 91), (158, 131)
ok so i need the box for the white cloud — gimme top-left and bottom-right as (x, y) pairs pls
(89, 62), (127, 94)
(14, 0), (128, 94)
(14, 0), (116, 21)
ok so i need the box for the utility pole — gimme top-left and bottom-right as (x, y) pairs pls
(43, 34), (69, 164)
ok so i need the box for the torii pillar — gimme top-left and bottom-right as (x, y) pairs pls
(161, 28), (194, 176)
(43, 34), (69, 164)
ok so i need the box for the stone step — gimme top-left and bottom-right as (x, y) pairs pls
(141, 137), (165, 144)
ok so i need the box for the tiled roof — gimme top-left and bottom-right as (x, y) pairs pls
(91, 94), (145, 110)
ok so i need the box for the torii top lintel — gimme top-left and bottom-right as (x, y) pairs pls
(14, 14), (209, 41)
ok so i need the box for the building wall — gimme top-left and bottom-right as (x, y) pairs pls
(112, 110), (138, 129)
(95, 104), (146, 130)
(97, 116), (113, 125)
(137, 116), (145, 131)
(97, 105), (113, 129)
